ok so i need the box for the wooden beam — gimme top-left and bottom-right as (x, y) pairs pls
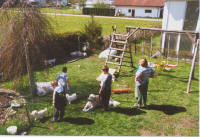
(126, 26), (198, 34)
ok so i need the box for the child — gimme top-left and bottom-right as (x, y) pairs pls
(51, 80), (67, 122)
(134, 58), (155, 108)
(56, 67), (70, 93)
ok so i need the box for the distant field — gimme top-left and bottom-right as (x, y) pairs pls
(48, 15), (162, 36)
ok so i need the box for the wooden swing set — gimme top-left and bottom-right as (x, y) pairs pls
(106, 26), (199, 94)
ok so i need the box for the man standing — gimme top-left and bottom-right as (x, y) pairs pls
(56, 67), (70, 93)
(99, 65), (112, 111)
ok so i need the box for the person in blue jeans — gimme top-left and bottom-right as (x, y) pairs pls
(51, 80), (67, 122)
(134, 58), (155, 108)
(56, 67), (70, 93)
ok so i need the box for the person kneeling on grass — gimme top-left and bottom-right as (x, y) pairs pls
(134, 58), (155, 108)
(51, 80), (67, 122)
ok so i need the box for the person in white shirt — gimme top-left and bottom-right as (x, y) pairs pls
(99, 65), (112, 111)
(56, 67), (70, 93)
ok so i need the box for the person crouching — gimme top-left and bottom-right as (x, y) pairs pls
(51, 80), (67, 122)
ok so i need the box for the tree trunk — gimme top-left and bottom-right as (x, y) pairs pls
(24, 40), (36, 96)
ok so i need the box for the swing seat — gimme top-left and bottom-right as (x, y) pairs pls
(167, 64), (178, 67)
(112, 88), (132, 94)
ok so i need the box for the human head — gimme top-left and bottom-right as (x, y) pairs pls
(51, 80), (58, 88)
(102, 65), (109, 74)
(139, 58), (148, 67)
(62, 67), (67, 73)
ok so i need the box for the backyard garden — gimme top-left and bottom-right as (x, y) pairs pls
(0, 5), (199, 136)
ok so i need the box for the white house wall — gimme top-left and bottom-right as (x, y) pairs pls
(161, 0), (187, 52)
(114, 6), (161, 18)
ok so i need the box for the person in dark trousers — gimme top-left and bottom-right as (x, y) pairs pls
(99, 65), (112, 111)
(134, 58), (155, 108)
(51, 80), (67, 122)
(56, 67), (70, 93)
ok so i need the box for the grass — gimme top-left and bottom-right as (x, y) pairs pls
(41, 7), (82, 15)
(0, 51), (199, 136)
(48, 15), (161, 35)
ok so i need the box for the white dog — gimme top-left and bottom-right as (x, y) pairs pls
(44, 58), (56, 66)
(66, 93), (77, 104)
(82, 94), (120, 112)
(30, 108), (47, 121)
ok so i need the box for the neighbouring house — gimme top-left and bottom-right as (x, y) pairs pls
(85, 0), (114, 8)
(27, 0), (46, 7)
(161, 0), (200, 55)
(112, 0), (165, 18)
(56, 0), (68, 6)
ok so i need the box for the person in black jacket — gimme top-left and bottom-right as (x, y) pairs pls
(51, 80), (67, 122)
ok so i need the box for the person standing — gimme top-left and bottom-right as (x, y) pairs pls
(56, 67), (70, 93)
(51, 80), (67, 122)
(134, 58), (155, 108)
(99, 65), (112, 111)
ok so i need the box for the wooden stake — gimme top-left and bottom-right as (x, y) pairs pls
(186, 32), (199, 94)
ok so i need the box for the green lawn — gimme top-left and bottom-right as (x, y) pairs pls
(41, 7), (82, 15)
(1, 52), (199, 136)
(48, 15), (161, 35)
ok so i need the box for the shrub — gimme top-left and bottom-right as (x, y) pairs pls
(82, 8), (115, 16)
(82, 16), (103, 49)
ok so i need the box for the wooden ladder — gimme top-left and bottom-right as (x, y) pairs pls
(105, 26), (139, 73)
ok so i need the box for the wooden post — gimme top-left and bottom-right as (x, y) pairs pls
(135, 40), (137, 54)
(150, 36), (153, 57)
(186, 38), (199, 93)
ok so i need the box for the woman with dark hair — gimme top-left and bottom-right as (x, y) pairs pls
(134, 58), (155, 108)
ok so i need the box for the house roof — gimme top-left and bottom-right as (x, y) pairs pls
(112, 0), (165, 7)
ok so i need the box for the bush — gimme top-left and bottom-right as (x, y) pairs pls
(82, 16), (103, 49)
(82, 8), (115, 16)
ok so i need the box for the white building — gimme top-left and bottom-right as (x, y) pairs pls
(85, 0), (114, 8)
(161, 0), (200, 54)
(112, 0), (165, 18)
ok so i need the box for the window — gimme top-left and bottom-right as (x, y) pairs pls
(145, 10), (152, 13)
(128, 9), (131, 13)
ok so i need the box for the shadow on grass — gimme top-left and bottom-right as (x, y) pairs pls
(40, 116), (51, 123)
(147, 104), (186, 115)
(63, 117), (94, 125)
(110, 107), (146, 116)
(149, 89), (168, 92)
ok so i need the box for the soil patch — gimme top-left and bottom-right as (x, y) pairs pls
(139, 129), (156, 136)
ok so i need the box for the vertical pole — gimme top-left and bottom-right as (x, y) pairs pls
(135, 40), (137, 54)
(150, 36), (153, 57)
(186, 39), (198, 93)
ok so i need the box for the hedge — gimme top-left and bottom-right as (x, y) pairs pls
(83, 8), (115, 16)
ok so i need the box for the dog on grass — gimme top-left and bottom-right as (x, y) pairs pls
(82, 94), (120, 112)
(30, 108), (47, 121)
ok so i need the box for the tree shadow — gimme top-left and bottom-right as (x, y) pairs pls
(189, 91), (199, 94)
(63, 117), (94, 125)
(110, 107), (146, 116)
(146, 104), (186, 115)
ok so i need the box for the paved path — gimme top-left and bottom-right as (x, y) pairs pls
(43, 12), (162, 22)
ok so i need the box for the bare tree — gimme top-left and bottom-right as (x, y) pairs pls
(0, 1), (52, 96)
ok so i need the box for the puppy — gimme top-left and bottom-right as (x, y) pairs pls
(30, 108), (47, 120)
(66, 93), (77, 104)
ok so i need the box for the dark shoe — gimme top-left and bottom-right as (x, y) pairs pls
(51, 118), (58, 122)
(58, 118), (63, 122)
